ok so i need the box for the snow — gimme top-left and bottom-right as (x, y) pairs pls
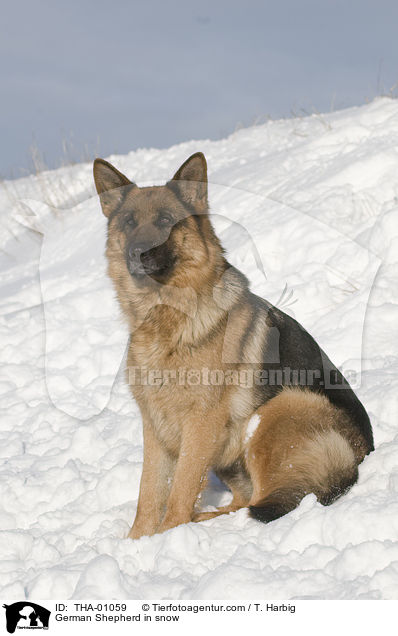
(1, 97), (398, 600)
(244, 415), (260, 445)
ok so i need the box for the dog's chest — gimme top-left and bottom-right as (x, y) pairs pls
(127, 337), (222, 455)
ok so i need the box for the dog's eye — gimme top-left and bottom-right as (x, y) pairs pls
(126, 217), (137, 229)
(157, 213), (174, 227)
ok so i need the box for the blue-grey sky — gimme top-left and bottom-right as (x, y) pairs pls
(1, 0), (397, 179)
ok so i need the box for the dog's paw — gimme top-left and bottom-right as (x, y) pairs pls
(128, 524), (156, 540)
(192, 511), (218, 522)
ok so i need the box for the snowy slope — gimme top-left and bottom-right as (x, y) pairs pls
(0, 97), (398, 600)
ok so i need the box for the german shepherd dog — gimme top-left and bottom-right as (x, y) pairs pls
(93, 152), (374, 539)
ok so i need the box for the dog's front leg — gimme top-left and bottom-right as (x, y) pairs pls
(157, 418), (219, 533)
(128, 417), (175, 540)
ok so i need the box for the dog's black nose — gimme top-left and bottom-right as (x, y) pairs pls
(128, 243), (152, 260)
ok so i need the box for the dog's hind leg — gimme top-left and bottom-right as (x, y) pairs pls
(192, 498), (247, 522)
(193, 460), (252, 522)
(246, 387), (368, 523)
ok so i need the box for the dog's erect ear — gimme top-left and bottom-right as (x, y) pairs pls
(93, 158), (132, 194)
(93, 158), (135, 217)
(170, 152), (208, 206)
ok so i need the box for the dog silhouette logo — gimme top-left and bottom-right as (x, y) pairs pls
(2, 602), (50, 633)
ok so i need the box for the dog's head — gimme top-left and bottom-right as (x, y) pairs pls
(94, 152), (222, 289)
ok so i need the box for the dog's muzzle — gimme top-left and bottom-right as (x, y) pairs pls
(127, 242), (173, 278)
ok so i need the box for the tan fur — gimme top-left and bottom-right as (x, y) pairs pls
(246, 388), (364, 506)
(93, 154), (371, 538)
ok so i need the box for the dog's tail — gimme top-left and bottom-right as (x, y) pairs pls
(248, 418), (361, 524)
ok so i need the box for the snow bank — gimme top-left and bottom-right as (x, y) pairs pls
(0, 97), (397, 599)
